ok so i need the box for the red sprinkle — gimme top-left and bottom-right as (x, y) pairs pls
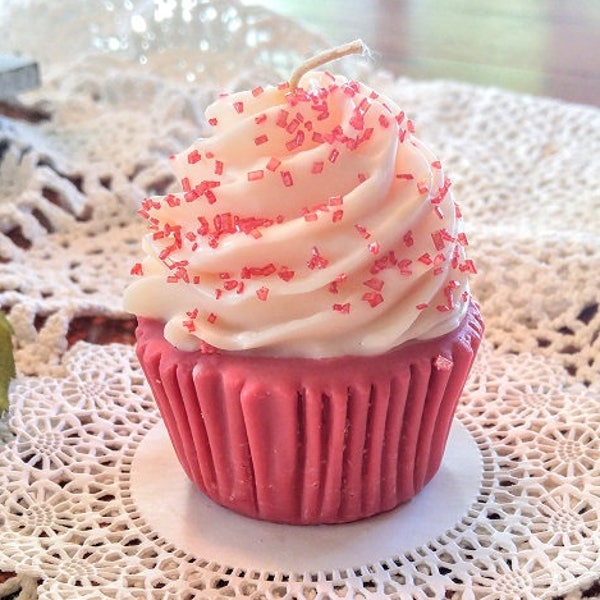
(441, 228), (455, 243)
(207, 312), (218, 324)
(363, 277), (384, 291)
(418, 253), (433, 265)
(281, 170), (294, 187)
(355, 224), (371, 239)
(328, 273), (347, 294)
(328, 148), (340, 163)
(214, 213), (236, 233)
(255, 113), (267, 125)
(248, 169), (265, 181)
(286, 130), (305, 151)
(397, 259), (412, 276)
(204, 189), (217, 205)
(130, 262), (143, 276)
(252, 86), (264, 97)
(459, 259), (478, 274)
(256, 286), (269, 301)
(416, 302), (428, 310)
(357, 97), (371, 115)
(197, 216), (209, 235)
(431, 160), (442, 169)
(278, 266), (295, 281)
(233, 101), (244, 114)
(396, 173), (414, 180)
(286, 118), (300, 134)
(307, 246), (329, 270)
(378, 114), (390, 128)
(431, 231), (445, 251)
(403, 231), (414, 247)
(311, 161), (324, 174)
(214, 160), (224, 176)
(184, 189), (199, 202)
(451, 246), (460, 269)
(333, 303), (351, 314)
(254, 134), (268, 145)
(187, 149), (201, 164)
(368, 241), (381, 255)
(266, 157), (281, 172)
(349, 114), (365, 131)
(182, 319), (196, 333)
(370, 251), (397, 274)
(276, 109), (289, 128)
(362, 292), (384, 307)
(208, 117), (218, 126)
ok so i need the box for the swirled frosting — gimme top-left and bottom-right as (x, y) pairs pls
(124, 71), (475, 357)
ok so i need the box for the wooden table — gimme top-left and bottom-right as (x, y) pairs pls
(250, 0), (600, 107)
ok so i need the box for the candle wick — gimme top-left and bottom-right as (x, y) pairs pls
(289, 39), (368, 91)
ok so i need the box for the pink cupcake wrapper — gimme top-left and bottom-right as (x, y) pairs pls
(136, 301), (484, 524)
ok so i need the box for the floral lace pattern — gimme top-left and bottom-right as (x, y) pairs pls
(0, 0), (599, 598)
(0, 343), (598, 599)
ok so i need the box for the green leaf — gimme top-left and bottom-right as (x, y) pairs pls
(0, 311), (16, 414)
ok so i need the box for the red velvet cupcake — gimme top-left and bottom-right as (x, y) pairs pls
(125, 43), (484, 524)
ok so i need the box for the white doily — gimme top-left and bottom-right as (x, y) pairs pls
(0, 0), (599, 598)
(0, 342), (598, 599)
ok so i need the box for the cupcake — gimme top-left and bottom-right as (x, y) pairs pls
(125, 42), (484, 525)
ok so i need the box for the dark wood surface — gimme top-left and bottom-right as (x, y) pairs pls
(252, 0), (600, 108)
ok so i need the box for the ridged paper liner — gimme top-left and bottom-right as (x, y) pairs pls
(136, 302), (483, 524)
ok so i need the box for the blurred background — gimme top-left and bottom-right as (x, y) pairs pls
(245, 0), (600, 107)
(1, 0), (599, 107)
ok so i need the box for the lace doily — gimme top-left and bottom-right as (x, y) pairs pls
(0, 0), (599, 598)
(0, 342), (598, 599)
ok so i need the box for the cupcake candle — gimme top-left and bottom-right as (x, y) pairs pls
(125, 41), (484, 524)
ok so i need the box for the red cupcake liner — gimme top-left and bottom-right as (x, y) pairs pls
(135, 301), (484, 525)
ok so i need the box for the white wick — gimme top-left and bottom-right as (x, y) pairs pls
(289, 39), (368, 90)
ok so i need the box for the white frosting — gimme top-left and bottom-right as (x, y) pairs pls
(124, 72), (473, 357)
